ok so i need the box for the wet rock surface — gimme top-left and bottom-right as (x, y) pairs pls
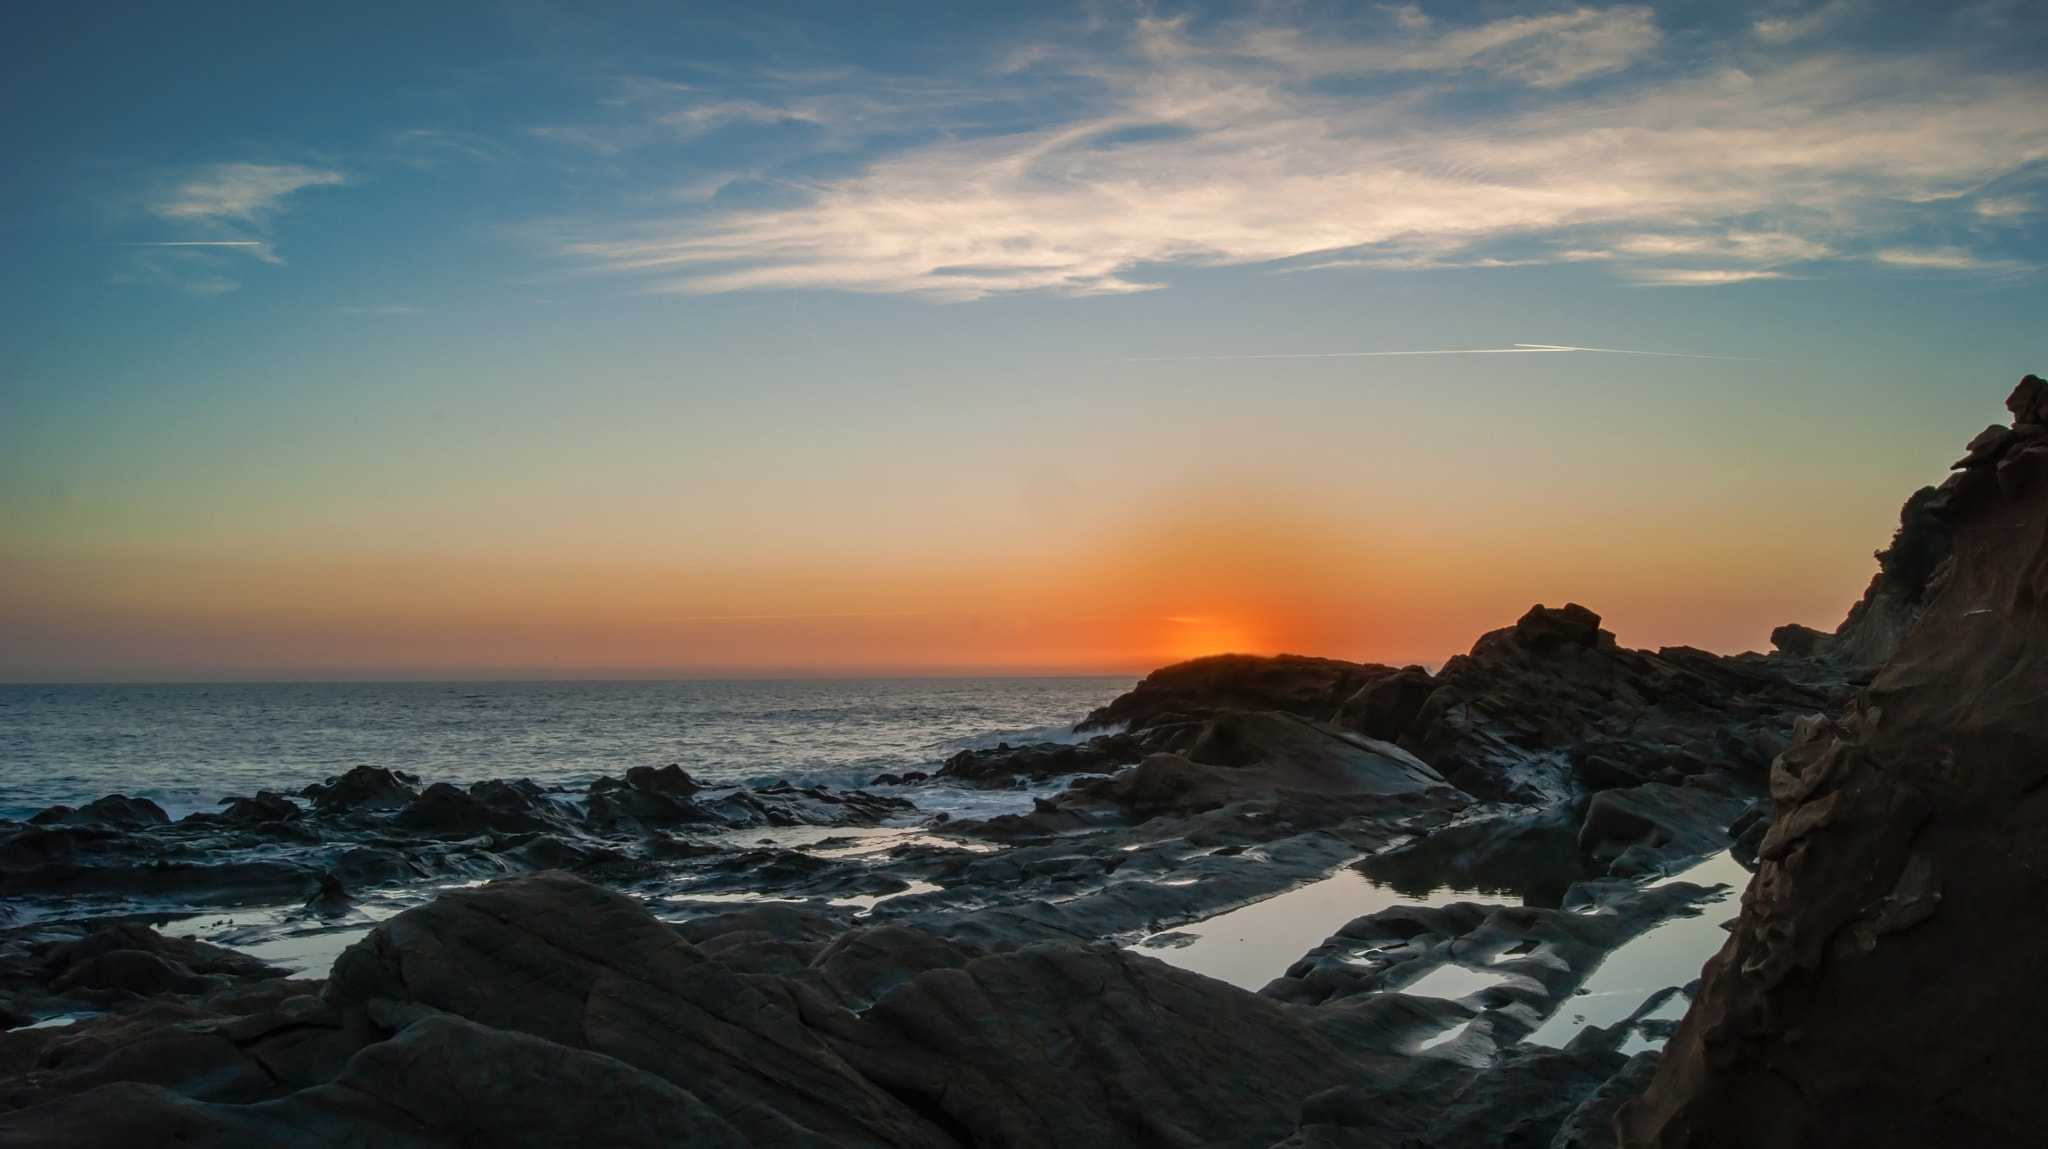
(30, 381), (2037, 1145)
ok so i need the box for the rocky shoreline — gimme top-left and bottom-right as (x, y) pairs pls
(3, 379), (2037, 1147)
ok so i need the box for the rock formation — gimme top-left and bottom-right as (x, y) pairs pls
(1618, 376), (2048, 1146)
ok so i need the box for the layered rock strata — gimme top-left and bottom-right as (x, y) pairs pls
(1617, 376), (2048, 1147)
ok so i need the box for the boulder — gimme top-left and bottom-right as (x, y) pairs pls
(1335, 665), (1438, 741)
(393, 780), (563, 837)
(625, 764), (700, 796)
(820, 942), (1374, 1149)
(300, 766), (420, 814)
(211, 792), (303, 825)
(1576, 784), (1748, 878)
(1514, 603), (1606, 650)
(28, 796), (168, 831)
(1064, 711), (1461, 823)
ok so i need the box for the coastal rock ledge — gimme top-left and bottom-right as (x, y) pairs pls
(1618, 375), (2048, 1147)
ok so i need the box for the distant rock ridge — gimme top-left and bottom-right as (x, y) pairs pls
(1617, 375), (2048, 1147)
(1046, 599), (1841, 813)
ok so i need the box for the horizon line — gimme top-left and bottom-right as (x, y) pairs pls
(0, 666), (1163, 687)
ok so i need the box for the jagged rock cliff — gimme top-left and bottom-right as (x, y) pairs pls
(1771, 482), (1957, 674)
(1618, 376), (2048, 1147)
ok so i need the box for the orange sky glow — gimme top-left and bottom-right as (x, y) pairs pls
(0, 492), (1877, 680)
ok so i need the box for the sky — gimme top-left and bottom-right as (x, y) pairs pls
(2, 0), (2044, 681)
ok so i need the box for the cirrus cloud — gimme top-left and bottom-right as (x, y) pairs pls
(123, 162), (345, 294)
(148, 162), (346, 227)
(553, 6), (2048, 299)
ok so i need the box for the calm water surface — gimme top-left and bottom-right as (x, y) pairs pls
(0, 678), (1133, 820)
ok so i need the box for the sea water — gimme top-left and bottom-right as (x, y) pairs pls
(0, 677), (1133, 822)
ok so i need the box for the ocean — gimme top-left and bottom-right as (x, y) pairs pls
(0, 677), (1135, 823)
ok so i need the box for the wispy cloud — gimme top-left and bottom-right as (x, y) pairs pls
(122, 162), (345, 293)
(550, 6), (2048, 299)
(149, 162), (344, 227)
(1872, 246), (2037, 274)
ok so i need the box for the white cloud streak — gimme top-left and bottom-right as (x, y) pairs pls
(123, 162), (344, 294)
(556, 8), (2048, 299)
(149, 162), (345, 227)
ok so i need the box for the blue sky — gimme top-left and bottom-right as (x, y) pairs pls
(3, 0), (2045, 678)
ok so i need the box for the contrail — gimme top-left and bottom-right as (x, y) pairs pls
(1108, 344), (1787, 364)
(1511, 344), (1788, 363)
(109, 241), (264, 246)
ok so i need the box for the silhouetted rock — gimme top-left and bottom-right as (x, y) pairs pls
(1768, 622), (1829, 659)
(1780, 483), (1959, 674)
(1515, 602), (1606, 650)
(28, 796), (168, 831)
(1335, 664), (1437, 741)
(211, 792), (303, 825)
(626, 763), (700, 796)
(1077, 652), (1395, 732)
(300, 765), (420, 814)
(1618, 376), (2048, 1147)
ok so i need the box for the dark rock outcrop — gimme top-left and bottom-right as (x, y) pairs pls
(300, 765), (420, 814)
(0, 1011), (747, 1148)
(1078, 653), (1395, 732)
(0, 923), (289, 1029)
(1064, 606), (1838, 813)
(1618, 376), (2048, 1147)
(1069, 711), (1462, 820)
(933, 733), (1141, 788)
(28, 796), (169, 831)
(819, 940), (1375, 1149)
(322, 871), (958, 1148)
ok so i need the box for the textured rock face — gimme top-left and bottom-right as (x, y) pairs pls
(1066, 605), (1841, 814)
(322, 871), (955, 1149)
(1618, 377), (2048, 1147)
(1, 870), (1507, 1149)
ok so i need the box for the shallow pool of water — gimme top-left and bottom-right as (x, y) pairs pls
(1131, 867), (1502, 990)
(1401, 963), (1521, 1000)
(1521, 850), (1748, 1050)
(162, 884), (442, 977)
